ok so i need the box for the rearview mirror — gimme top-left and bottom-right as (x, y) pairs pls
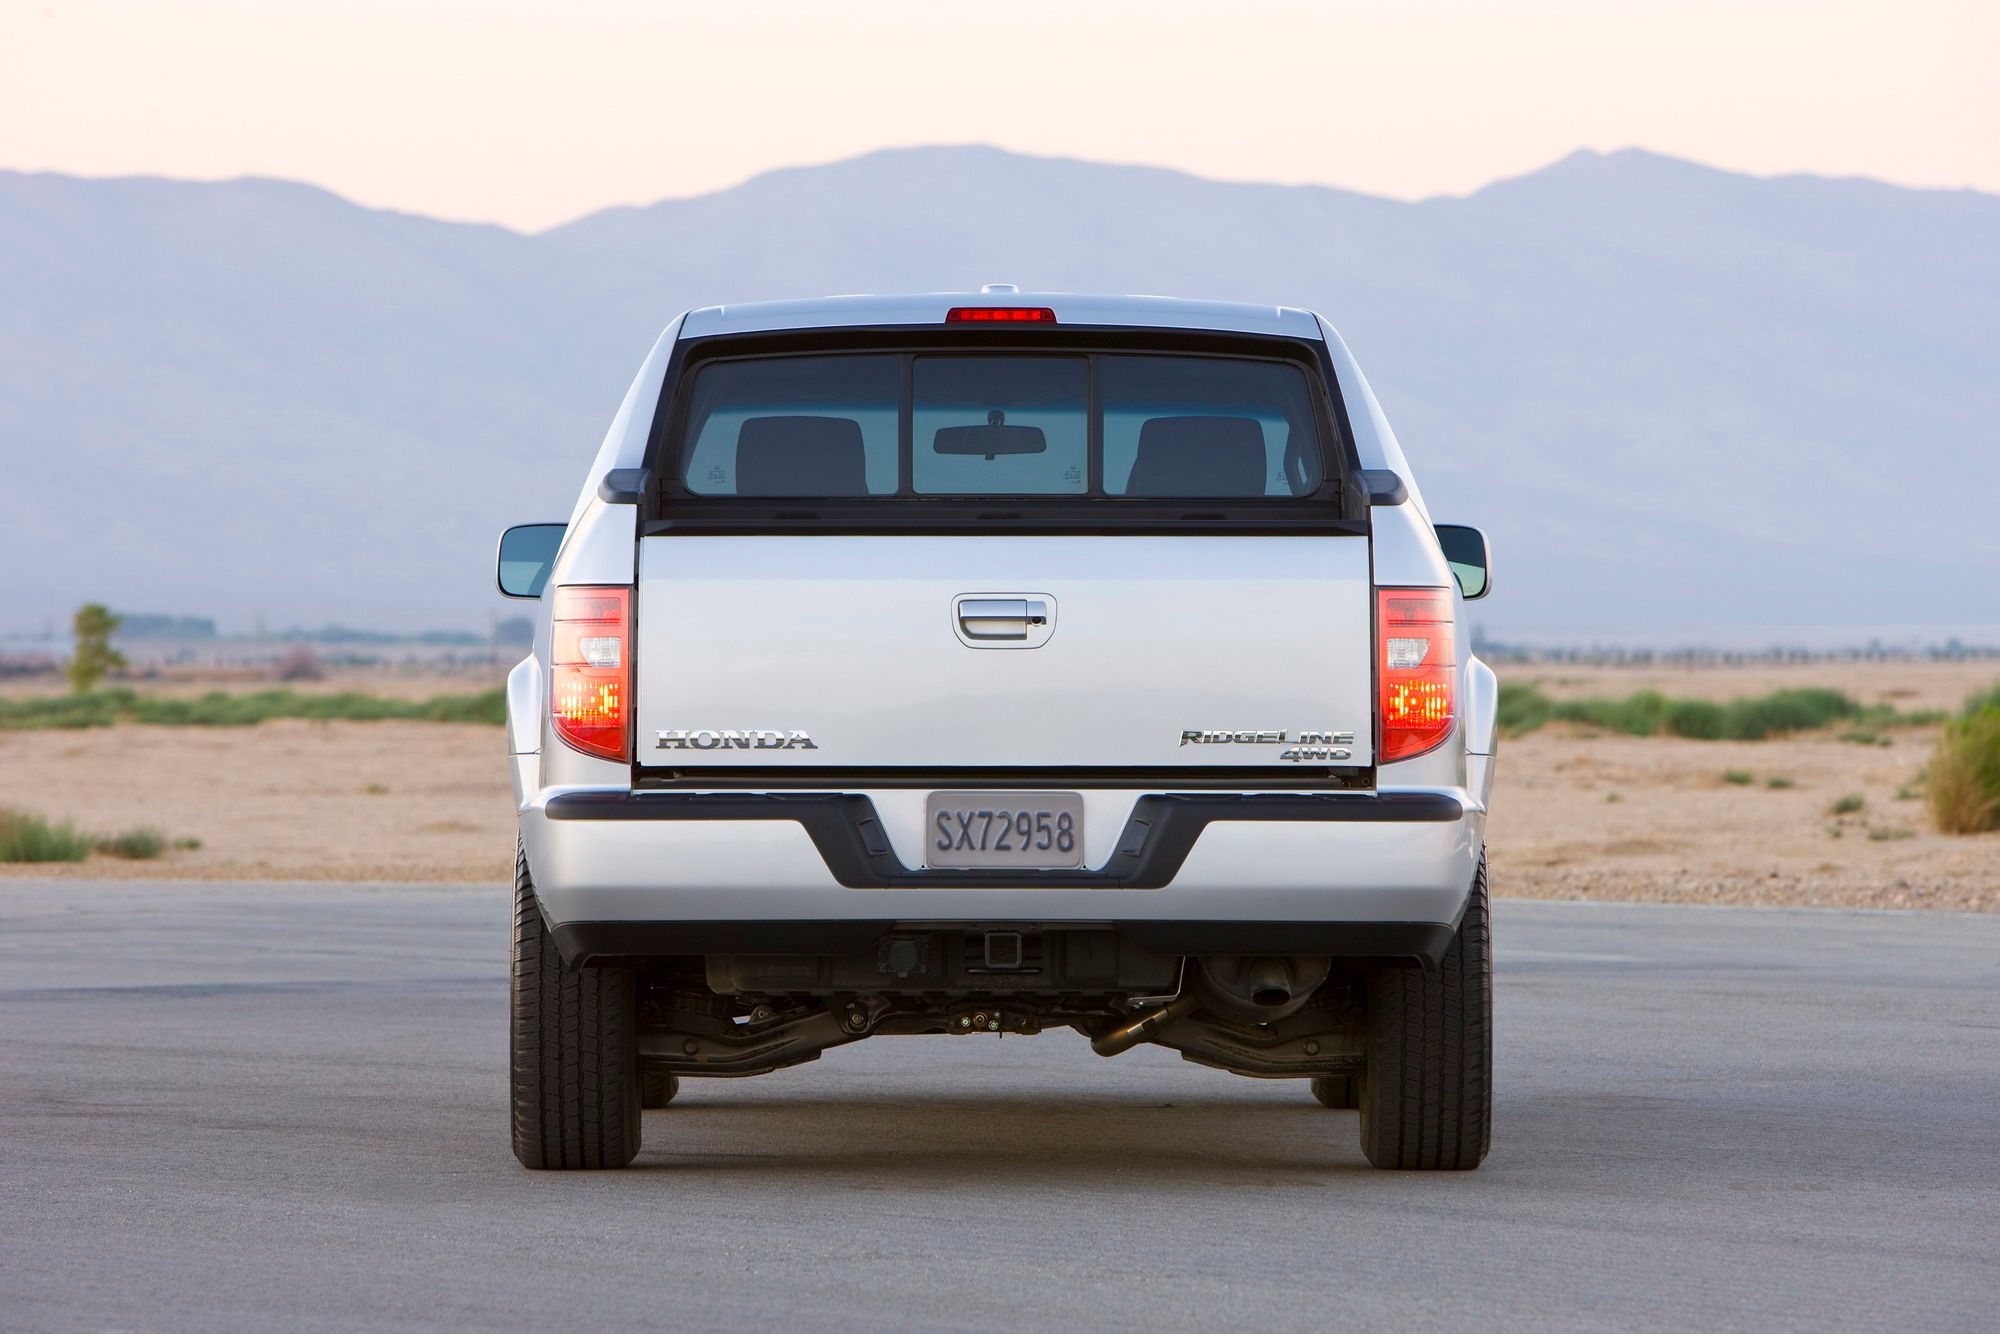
(496, 523), (566, 599)
(1434, 524), (1490, 599)
(932, 423), (1048, 459)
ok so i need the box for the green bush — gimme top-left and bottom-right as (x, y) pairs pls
(1926, 707), (2000, 834)
(0, 687), (506, 731)
(1495, 682), (1556, 735)
(1870, 706), (1946, 727)
(0, 809), (196, 861)
(1829, 793), (1865, 816)
(1717, 688), (1856, 739)
(1569, 690), (1671, 737)
(1722, 769), (1753, 785)
(1766, 776), (1795, 790)
(0, 808), (93, 862)
(1665, 699), (1727, 739)
(1494, 683), (1873, 740)
(418, 691), (510, 725)
(1961, 681), (2000, 716)
(0, 692), (125, 729)
(95, 827), (167, 860)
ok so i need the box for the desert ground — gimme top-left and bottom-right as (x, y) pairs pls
(1, 660), (1993, 911)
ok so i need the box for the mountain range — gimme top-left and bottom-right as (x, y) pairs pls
(3, 145), (1994, 641)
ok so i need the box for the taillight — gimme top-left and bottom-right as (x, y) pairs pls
(1378, 588), (1455, 763)
(550, 586), (630, 762)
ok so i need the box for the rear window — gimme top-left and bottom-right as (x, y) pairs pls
(676, 353), (1325, 500)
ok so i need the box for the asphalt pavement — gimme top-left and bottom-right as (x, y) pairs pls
(2, 879), (1995, 1331)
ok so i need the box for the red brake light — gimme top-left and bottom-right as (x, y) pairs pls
(945, 306), (1057, 323)
(550, 585), (630, 762)
(1378, 588), (1455, 763)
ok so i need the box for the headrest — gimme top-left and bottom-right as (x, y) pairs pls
(735, 416), (869, 496)
(1124, 416), (1267, 497)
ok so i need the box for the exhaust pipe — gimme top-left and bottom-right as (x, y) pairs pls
(1195, 956), (1332, 1022)
(1240, 957), (1296, 1009)
(1090, 993), (1198, 1057)
(1093, 955), (1333, 1056)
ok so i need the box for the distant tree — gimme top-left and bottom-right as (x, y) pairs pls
(493, 616), (534, 647)
(67, 604), (128, 693)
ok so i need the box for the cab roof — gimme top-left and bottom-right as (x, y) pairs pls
(679, 291), (1325, 340)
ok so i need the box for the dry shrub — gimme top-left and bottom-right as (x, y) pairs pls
(272, 644), (326, 682)
(0, 808), (92, 862)
(95, 827), (167, 859)
(1926, 708), (2000, 834)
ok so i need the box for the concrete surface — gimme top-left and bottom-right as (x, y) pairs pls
(1, 879), (1994, 1331)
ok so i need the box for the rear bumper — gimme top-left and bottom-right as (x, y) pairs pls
(553, 918), (1459, 969)
(520, 786), (1484, 945)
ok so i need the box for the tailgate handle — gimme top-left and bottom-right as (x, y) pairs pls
(957, 597), (1048, 640)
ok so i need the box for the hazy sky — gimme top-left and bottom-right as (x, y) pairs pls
(4, 0), (1994, 230)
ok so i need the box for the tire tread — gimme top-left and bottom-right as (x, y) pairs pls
(1359, 850), (1492, 1170)
(510, 843), (640, 1169)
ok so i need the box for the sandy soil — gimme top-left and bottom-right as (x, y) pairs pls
(2, 664), (1993, 910)
(0, 720), (512, 883)
(1489, 728), (1994, 911)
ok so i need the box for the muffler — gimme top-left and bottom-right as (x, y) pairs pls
(1193, 956), (1332, 1022)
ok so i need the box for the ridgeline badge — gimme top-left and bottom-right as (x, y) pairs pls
(1180, 729), (1355, 762)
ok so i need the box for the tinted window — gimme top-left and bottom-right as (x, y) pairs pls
(1101, 357), (1321, 497)
(913, 357), (1088, 495)
(673, 352), (1326, 501)
(681, 355), (899, 496)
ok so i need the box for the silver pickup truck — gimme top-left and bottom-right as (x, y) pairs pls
(496, 290), (1497, 1171)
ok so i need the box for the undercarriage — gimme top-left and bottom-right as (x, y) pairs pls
(630, 925), (1373, 1080)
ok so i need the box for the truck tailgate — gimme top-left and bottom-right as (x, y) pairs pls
(634, 534), (1374, 773)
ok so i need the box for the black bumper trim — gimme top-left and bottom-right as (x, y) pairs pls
(635, 765), (1371, 790)
(543, 790), (1464, 891)
(552, 919), (1456, 969)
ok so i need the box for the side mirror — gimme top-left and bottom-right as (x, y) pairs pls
(496, 523), (566, 599)
(1435, 524), (1490, 599)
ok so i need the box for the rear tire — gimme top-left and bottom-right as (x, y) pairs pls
(1311, 1074), (1359, 1109)
(510, 842), (641, 1169)
(1358, 850), (1492, 1170)
(641, 1072), (680, 1108)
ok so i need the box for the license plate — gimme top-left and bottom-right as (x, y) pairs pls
(924, 791), (1084, 869)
